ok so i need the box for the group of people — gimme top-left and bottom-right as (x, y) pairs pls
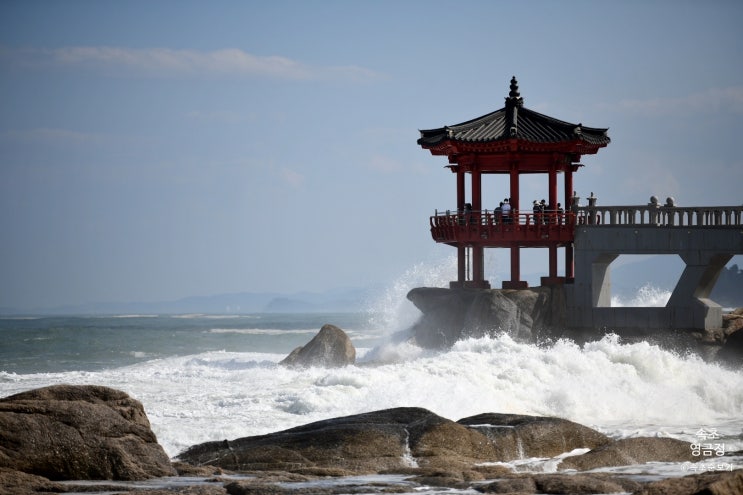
(457, 198), (566, 226)
(532, 199), (564, 225)
(491, 198), (565, 225)
(494, 198), (512, 224)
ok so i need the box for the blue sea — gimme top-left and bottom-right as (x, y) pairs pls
(1, 269), (742, 491)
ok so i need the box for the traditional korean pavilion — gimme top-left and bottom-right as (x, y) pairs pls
(417, 77), (610, 289)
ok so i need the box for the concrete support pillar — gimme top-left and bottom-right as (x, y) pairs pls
(591, 253), (619, 307)
(669, 253), (733, 302)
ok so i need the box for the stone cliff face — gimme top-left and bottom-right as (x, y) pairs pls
(406, 286), (567, 348)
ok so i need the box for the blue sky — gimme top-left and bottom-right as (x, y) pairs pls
(1, 0), (742, 310)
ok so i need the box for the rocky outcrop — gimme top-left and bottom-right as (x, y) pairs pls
(458, 413), (611, 459)
(0, 468), (65, 495)
(280, 324), (356, 368)
(559, 437), (697, 470)
(477, 472), (642, 494)
(718, 310), (743, 365)
(0, 384), (175, 481)
(406, 286), (566, 348)
(635, 468), (743, 495)
(2, 385), (736, 495)
(177, 407), (616, 476)
(178, 407), (482, 474)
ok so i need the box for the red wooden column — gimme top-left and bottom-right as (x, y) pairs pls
(549, 162), (558, 210)
(509, 164), (520, 219)
(456, 169), (466, 285)
(505, 164), (526, 289)
(456, 168), (465, 213)
(547, 162), (559, 281)
(564, 166), (575, 280)
(472, 168), (485, 285)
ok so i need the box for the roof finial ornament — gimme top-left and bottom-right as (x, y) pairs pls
(509, 76), (520, 98)
(505, 76), (524, 108)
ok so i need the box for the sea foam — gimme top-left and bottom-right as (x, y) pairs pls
(2, 332), (741, 459)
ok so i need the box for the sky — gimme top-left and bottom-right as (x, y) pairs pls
(1, 0), (742, 311)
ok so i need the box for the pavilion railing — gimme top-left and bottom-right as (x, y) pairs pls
(429, 209), (578, 245)
(429, 204), (743, 244)
(575, 205), (743, 227)
(431, 209), (575, 229)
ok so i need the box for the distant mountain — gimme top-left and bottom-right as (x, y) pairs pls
(1, 287), (378, 316)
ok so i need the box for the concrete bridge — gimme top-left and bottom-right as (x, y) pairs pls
(566, 201), (743, 333)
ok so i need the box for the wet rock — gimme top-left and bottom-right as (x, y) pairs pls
(476, 473), (641, 494)
(559, 437), (697, 471)
(635, 468), (743, 495)
(0, 384), (175, 481)
(718, 327), (743, 365)
(0, 468), (64, 495)
(406, 287), (473, 348)
(476, 475), (537, 493)
(280, 324), (356, 368)
(458, 412), (610, 460)
(178, 407), (498, 474)
(406, 287), (566, 348)
(464, 290), (535, 341)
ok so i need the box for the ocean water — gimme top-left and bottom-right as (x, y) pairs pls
(1, 263), (742, 484)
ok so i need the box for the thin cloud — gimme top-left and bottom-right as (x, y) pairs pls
(1, 45), (382, 82)
(600, 86), (743, 116)
(279, 168), (304, 188)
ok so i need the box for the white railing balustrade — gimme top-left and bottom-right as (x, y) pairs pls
(575, 205), (743, 227)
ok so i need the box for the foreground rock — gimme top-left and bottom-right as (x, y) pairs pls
(178, 407), (482, 474)
(636, 468), (743, 495)
(178, 407), (616, 476)
(280, 323), (356, 368)
(477, 472), (643, 494)
(718, 315), (743, 365)
(0, 384), (175, 481)
(458, 412), (611, 459)
(560, 437), (697, 470)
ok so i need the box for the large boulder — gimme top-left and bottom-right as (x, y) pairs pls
(178, 407), (500, 474)
(280, 324), (356, 368)
(177, 408), (612, 476)
(559, 437), (698, 471)
(458, 413), (610, 460)
(0, 385), (175, 481)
